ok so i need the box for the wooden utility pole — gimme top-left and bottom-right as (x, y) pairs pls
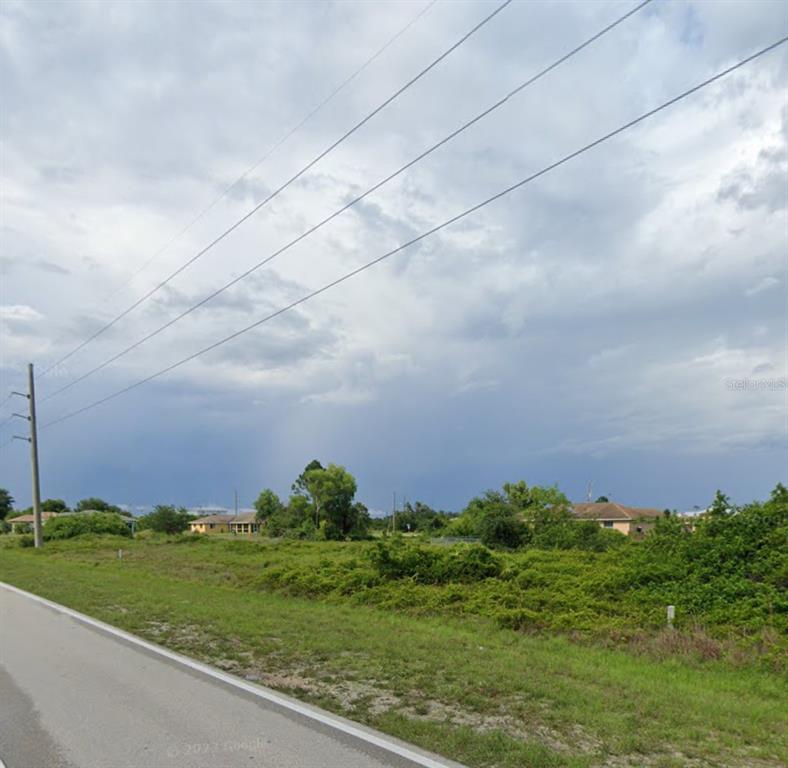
(12, 363), (42, 547)
(28, 364), (42, 548)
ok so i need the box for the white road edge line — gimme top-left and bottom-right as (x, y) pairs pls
(0, 581), (460, 768)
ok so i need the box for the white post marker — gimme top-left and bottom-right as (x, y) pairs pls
(667, 605), (675, 628)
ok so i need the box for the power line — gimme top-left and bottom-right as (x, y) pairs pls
(40, 0), (653, 404)
(40, 0), (512, 378)
(102, 0), (438, 302)
(0, 389), (23, 425)
(40, 36), (788, 432)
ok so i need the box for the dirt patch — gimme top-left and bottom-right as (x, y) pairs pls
(245, 659), (598, 756)
(139, 619), (778, 768)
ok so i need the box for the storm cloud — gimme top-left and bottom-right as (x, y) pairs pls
(1, 0), (786, 512)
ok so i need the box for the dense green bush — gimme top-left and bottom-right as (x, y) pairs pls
(623, 485), (788, 632)
(369, 540), (502, 583)
(478, 507), (529, 549)
(43, 513), (132, 541)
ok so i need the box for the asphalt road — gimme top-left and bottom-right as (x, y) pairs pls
(0, 584), (462, 768)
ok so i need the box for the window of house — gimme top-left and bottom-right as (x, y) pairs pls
(603, 521), (614, 528)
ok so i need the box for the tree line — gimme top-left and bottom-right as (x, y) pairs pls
(2, 471), (786, 555)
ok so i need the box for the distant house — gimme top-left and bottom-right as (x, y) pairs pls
(572, 502), (665, 537)
(189, 514), (235, 534)
(189, 511), (261, 535)
(9, 512), (57, 533)
(228, 512), (260, 535)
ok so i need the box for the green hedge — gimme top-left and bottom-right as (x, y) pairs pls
(43, 513), (132, 541)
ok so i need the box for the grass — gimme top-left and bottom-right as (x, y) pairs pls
(0, 535), (786, 768)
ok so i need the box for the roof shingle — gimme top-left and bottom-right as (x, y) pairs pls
(572, 502), (663, 521)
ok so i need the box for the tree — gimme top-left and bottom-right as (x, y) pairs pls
(265, 495), (313, 537)
(479, 506), (529, 549)
(291, 460), (323, 496)
(503, 481), (570, 516)
(595, 495), (609, 503)
(708, 490), (732, 517)
(42, 498), (69, 514)
(304, 464), (358, 539)
(254, 489), (283, 523)
(389, 501), (453, 533)
(461, 489), (507, 532)
(348, 501), (371, 539)
(137, 505), (192, 534)
(0, 488), (14, 520)
(75, 497), (123, 515)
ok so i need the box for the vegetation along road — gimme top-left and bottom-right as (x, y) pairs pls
(0, 482), (785, 768)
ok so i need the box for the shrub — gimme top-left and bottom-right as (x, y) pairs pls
(43, 513), (132, 541)
(369, 541), (502, 584)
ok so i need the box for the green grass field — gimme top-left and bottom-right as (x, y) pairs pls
(1, 535), (785, 768)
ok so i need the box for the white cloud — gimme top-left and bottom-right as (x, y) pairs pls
(745, 275), (781, 297)
(0, 304), (43, 323)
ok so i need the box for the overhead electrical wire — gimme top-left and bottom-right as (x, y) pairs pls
(39, 0), (513, 379)
(39, 36), (788, 432)
(103, 0), (438, 302)
(39, 0), (654, 405)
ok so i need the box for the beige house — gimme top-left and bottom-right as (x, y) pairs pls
(9, 512), (57, 533)
(572, 502), (664, 537)
(228, 512), (260, 535)
(189, 514), (234, 534)
(189, 512), (261, 535)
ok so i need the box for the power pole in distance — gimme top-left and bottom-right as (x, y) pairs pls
(11, 364), (43, 547)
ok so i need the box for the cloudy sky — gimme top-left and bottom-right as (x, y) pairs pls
(1, 0), (786, 514)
